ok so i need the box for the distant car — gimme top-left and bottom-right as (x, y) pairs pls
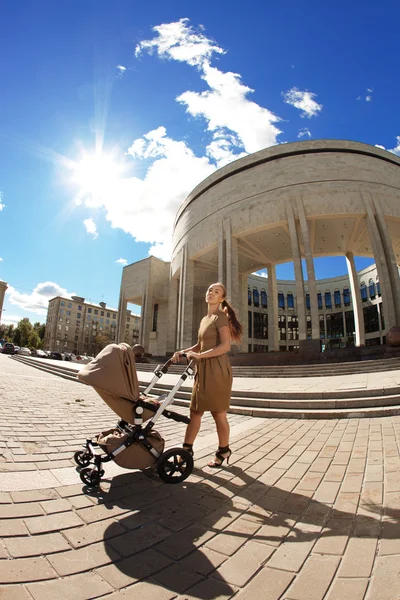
(2, 342), (15, 354)
(33, 349), (48, 358)
(13, 346), (21, 355)
(48, 351), (63, 360)
(19, 347), (32, 356)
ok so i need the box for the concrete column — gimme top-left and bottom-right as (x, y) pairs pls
(362, 192), (396, 331)
(225, 218), (240, 310)
(287, 199), (307, 341)
(370, 194), (400, 326)
(176, 246), (186, 348)
(296, 196), (319, 339)
(342, 311), (347, 339)
(239, 273), (248, 352)
(140, 282), (152, 352)
(267, 263), (279, 351)
(377, 302), (383, 344)
(180, 256), (195, 349)
(218, 219), (226, 284)
(346, 251), (365, 346)
(116, 292), (127, 343)
(0, 281), (7, 324)
(166, 275), (179, 354)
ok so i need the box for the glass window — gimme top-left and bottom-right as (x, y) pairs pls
(77, 313), (81, 319)
(287, 292), (294, 309)
(113, 314), (116, 319)
(253, 287), (259, 308)
(78, 305), (82, 311)
(376, 278), (381, 296)
(107, 312), (110, 318)
(152, 304), (159, 332)
(343, 287), (350, 306)
(60, 301), (65, 307)
(59, 309), (64, 315)
(101, 311), (104, 316)
(67, 303), (72, 309)
(278, 292), (285, 309)
(317, 293), (322, 310)
(319, 315), (325, 339)
(278, 315), (286, 341)
(334, 290), (341, 308)
(94, 309), (98, 315)
(88, 308), (92, 313)
(306, 293), (310, 310)
(369, 279), (376, 299)
(248, 286), (252, 306)
(254, 313), (268, 339)
(248, 311), (252, 338)
(360, 282), (368, 302)
(325, 291), (332, 309)
(66, 310), (71, 316)
(261, 289), (267, 308)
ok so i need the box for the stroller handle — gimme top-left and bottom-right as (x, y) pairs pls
(159, 353), (190, 373)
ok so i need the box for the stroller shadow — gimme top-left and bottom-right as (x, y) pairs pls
(94, 461), (394, 599)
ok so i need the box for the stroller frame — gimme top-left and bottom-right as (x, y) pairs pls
(74, 357), (195, 485)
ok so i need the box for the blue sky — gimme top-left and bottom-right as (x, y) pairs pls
(1, 0), (399, 325)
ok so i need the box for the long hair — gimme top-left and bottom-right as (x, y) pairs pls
(214, 282), (243, 343)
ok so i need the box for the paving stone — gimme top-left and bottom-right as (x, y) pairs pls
(97, 548), (172, 588)
(0, 586), (33, 599)
(180, 547), (227, 576)
(5, 532), (72, 558)
(380, 521), (400, 555)
(266, 531), (316, 573)
(153, 563), (204, 594)
(47, 541), (120, 576)
(326, 577), (369, 600)
(26, 572), (113, 599)
(234, 566), (295, 600)
(176, 576), (236, 600)
(62, 517), (126, 548)
(40, 499), (72, 514)
(215, 540), (275, 587)
(284, 554), (340, 600)
(365, 555), (400, 600)
(313, 481), (340, 503)
(24, 511), (85, 534)
(0, 504), (44, 518)
(0, 520), (29, 537)
(338, 536), (377, 577)
(10, 489), (59, 503)
(101, 580), (178, 599)
(0, 556), (57, 583)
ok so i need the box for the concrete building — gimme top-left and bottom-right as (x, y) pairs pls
(44, 296), (140, 355)
(117, 140), (400, 359)
(0, 280), (7, 324)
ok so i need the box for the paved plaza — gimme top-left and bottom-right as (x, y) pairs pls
(0, 354), (400, 599)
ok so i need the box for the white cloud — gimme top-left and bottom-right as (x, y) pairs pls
(1, 314), (25, 327)
(137, 19), (282, 157)
(389, 136), (400, 156)
(298, 128), (312, 139)
(116, 258), (128, 265)
(375, 137), (400, 156)
(0, 257), (3, 262)
(75, 19), (286, 261)
(252, 270), (268, 277)
(116, 65), (127, 78)
(0, 192), (5, 211)
(83, 218), (98, 239)
(6, 282), (76, 316)
(135, 18), (225, 67)
(283, 87), (323, 118)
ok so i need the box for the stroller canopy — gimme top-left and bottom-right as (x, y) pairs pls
(77, 343), (140, 401)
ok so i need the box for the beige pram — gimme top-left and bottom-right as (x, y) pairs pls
(74, 343), (194, 486)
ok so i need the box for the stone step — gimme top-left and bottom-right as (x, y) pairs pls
(12, 355), (400, 419)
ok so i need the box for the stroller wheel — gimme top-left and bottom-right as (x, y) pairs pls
(157, 448), (194, 484)
(74, 450), (92, 467)
(80, 468), (101, 487)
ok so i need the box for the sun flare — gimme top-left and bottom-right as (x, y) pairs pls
(71, 151), (125, 205)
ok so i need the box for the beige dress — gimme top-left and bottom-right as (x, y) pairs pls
(191, 310), (233, 411)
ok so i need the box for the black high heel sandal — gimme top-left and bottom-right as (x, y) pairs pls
(182, 443), (194, 457)
(207, 445), (232, 468)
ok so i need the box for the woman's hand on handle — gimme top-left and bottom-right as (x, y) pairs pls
(186, 350), (201, 360)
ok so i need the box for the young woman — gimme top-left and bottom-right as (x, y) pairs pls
(172, 282), (243, 467)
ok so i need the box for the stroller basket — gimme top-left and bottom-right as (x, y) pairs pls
(74, 343), (194, 486)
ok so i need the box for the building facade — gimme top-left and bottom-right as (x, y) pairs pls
(117, 140), (400, 358)
(44, 296), (140, 355)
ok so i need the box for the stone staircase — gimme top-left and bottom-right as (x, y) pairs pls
(10, 354), (400, 420)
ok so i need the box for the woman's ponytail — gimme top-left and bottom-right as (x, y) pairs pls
(221, 299), (243, 343)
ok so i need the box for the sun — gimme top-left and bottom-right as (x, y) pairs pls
(71, 150), (125, 205)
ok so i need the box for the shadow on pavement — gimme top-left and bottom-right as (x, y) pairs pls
(86, 461), (393, 599)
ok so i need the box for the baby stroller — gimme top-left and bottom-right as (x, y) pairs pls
(73, 343), (195, 486)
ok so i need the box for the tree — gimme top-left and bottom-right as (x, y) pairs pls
(33, 322), (45, 341)
(28, 331), (41, 349)
(15, 318), (34, 347)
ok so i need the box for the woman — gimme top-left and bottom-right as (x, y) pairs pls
(172, 282), (243, 467)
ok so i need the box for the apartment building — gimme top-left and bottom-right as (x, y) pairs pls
(44, 295), (140, 355)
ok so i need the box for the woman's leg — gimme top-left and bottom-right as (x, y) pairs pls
(211, 410), (230, 448)
(184, 409), (204, 445)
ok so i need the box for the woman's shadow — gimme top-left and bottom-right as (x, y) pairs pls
(88, 459), (392, 599)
